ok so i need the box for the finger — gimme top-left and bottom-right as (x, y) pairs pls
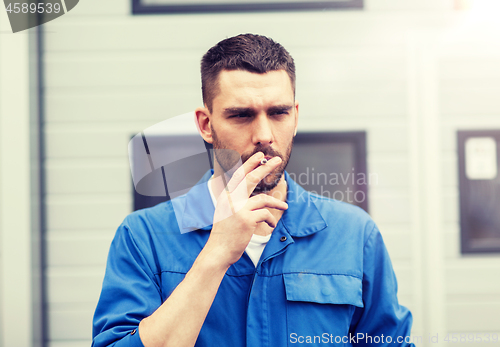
(245, 194), (288, 211)
(251, 209), (278, 228)
(225, 152), (265, 192)
(240, 156), (282, 195)
(228, 157), (282, 211)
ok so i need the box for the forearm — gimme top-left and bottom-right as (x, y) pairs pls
(138, 246), (230, 347)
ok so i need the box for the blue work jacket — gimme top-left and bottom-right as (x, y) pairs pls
(92, 171), (414, 346)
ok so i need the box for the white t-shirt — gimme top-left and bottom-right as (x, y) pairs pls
(207, 177), (270, 267)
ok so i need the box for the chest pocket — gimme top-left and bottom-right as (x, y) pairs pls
(284, 273), (363, 346)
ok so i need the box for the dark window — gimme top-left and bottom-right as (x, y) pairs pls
(132, 0), (363, 15)
(458, 130), (500, 253)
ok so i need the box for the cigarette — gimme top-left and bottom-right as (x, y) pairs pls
(260, 158), (268, 165)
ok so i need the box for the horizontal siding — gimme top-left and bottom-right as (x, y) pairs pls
(47, 268), (105, 305)
(445, 266), (500, 295)
(62, 0), (129, 16)
(297, 87), (407, 118)
(50, 341), (91, 347)
(368, 124), (409, 153)
(45, 129), (130, 159)
(369, 193), (411, 224)
(47, 230), (114, 267)
(381, 232), (413, 261)
(442, 156), (458, 187)
(439, 39), (500, 343)
(46, 160), (129, 195)
(368, 156), (410, 187)
(366, 0), (451, 11)
(45, 88), (202, 123)
(43, 12), (445, 52)
(441, 88), (500, 116)
(45, 52), (201, 89)
(46, 197), (130, 231)
(442, 192), (459, 224)
(447, 302), (500, 331)
(49, 307), (94, 340)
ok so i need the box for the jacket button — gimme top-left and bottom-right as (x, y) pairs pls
(130, 329), (136, 335)
(280, 236), (287, 242)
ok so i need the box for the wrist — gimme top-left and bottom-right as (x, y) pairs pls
(194, 245), (232, 276)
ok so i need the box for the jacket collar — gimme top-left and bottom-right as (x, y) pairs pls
(175, 170), (328, 237)
(281, 171), (328, 237)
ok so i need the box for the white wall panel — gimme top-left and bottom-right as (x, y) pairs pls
(49, 307), (94, 340)
(383, 232), (413, 261)
(47, 230), (114, 267)
(47, 268), (105, 304)
(295, 47), (407, 83)
(368, 155), (410, 187)
(441, 78), (500, 92)
(441, 59), (500, 80)
(445, 266), (500, 295)
(443, 226), (460, 258)
(442, 193), (459, 224)
(299, 88), (407, 118)
(45, 52), (200, 88)
(441, 88), (500, 116)
(442, 156), (458, 187)
(46, 160), (129, 194)
(368, 125), (409, 153)
(50, 341), (90, 347)
(366, 0), (452, 11)
(447, 303), (500, 332)
(45, 88), (202, 123)
(369, 194), (411, 224)
(43, 13), (424, 52)
(45, 129), (130, 159)
(391, 265), (414, 297)
(47, 197), (130, 231)
(64, 0), (129, 16)
(438, 35), (500, 342)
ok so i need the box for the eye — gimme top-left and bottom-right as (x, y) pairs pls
(229, 114), (250, 119)
(271, 109), (290, 116)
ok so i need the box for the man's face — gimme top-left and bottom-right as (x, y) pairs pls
(209, 69), (299, 194)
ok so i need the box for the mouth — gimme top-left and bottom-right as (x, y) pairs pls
(260, 156), (274, 165)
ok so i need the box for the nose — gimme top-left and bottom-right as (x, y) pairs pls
(251, 113), (273, 146)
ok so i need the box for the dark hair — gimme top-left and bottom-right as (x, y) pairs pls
(201, 33), (295, 112)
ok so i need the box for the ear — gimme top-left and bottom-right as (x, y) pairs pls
(194, 105), (214, 144)
(293, 100), (299, 136)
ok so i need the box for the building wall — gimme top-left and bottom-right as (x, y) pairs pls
(440, 37), (500, 336)
(41, 0), (500, 346)
(0, 8), (42, 347)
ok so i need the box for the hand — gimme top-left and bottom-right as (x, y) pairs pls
(204, 152), (288, 268)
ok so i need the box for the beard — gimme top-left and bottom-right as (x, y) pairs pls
(211, 125), (293, 194)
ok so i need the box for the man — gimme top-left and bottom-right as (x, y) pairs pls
(92, 34), (414, 347)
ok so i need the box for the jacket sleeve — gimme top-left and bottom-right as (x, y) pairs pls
(349, 226), (415, 346)
(92, 223), (161, 347)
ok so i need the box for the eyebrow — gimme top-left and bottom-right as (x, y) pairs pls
(222, 107), (255, 116)
(268, 105), (294, 113)
(222, 105), (294, 116)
